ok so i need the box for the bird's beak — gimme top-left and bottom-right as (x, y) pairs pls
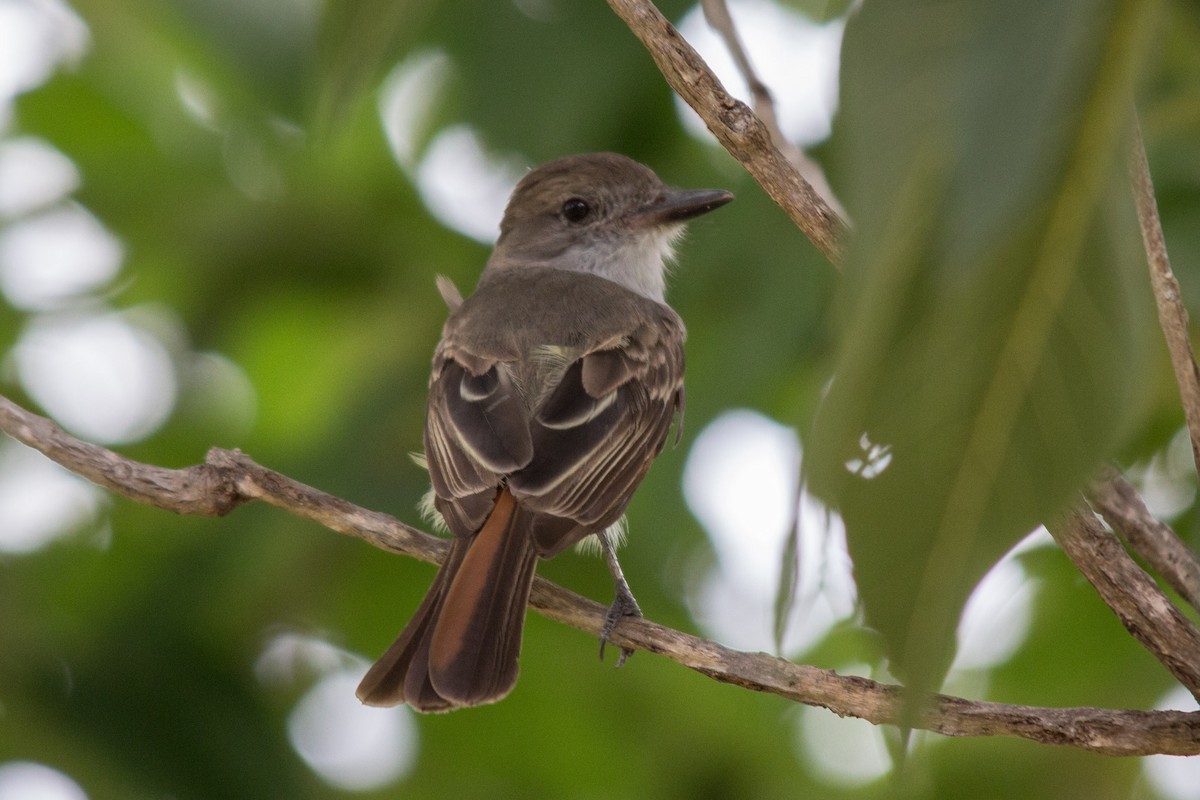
(633, 188), (734, 228)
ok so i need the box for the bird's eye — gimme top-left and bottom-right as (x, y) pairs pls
(561, 197), (591, 223)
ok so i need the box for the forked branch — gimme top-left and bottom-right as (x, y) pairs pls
(1, 393), (1197, 756)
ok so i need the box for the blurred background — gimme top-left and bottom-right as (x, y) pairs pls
(0, 0), (1198, 798)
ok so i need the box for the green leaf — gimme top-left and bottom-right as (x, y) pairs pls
(312, 0), (436, 140)
(808, 0), (1161, 708)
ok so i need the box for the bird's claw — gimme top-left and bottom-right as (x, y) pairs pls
(599, 580), (642, 667)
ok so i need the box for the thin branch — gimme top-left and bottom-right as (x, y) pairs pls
(0, 394), (239, 517)
(1129, 118), (1200, 474)
(699, 0), (771, 118)
(0, 394), (434, 558)
(1090, 469), (1200, 614)
(539, 581), (1200, 757)
(699, 0), (847, 220)
(607, 0), (847, 265)
(1048, 506), (1200, 703)
(2, 393), (1199, 756)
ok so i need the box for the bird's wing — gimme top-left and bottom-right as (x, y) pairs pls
(424, 340), (534, 537)
(423, 268), (685, 552)
(510, 309), (685, 557)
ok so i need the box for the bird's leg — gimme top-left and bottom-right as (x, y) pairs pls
(597, 531), (642, 667)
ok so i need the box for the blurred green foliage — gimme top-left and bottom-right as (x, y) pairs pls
(810, 0), (1158, 707)
(1, 1), (1199, 799)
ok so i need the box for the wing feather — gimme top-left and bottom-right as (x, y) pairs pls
(421, 267), (685, 550)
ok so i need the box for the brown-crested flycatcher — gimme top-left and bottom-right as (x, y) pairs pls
(357, 152), (733, 711)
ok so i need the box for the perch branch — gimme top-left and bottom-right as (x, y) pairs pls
(607, 0), (847, 265)
(1048, 506), (1200, 702)
(2, 392), (1198, 756)
(0, 394), (432, 558)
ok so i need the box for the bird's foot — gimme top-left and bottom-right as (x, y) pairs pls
(599, 581), (642, 667)
(597, 532), (642, 667)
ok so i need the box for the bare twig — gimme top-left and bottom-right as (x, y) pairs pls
(540, 581), (1200, 757)
(0, 395), (434, 558)
(1090, 469), (1200, 614)
(607, 0), (847, 265)
(1129, 119), (1200, 474)
(1048, 506), (1200, 702)
(2, 392), (1199, 756)
(699, 0), (847, 220)
(699, 0), (772, 122)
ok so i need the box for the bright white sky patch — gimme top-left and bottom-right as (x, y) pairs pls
(683, 408), (855, 654)
(288, 670), (418, 792)
(258, 632), (419, 792)
(675, 0), (844, 147)
(0, 0), (88, 109)
(0, 137), (80, 218)
(950, 543), (1036, 673)
(14, 310), (178, 444)
(378, 49), (452, 172)
(377, 50), (526, 245)
(0, 761), (88, 800)
(414, 125), (523, 244)
(255, 631), (349, 686)
(0, 440), (104, 554)
(1132, 426), (1196, 519)
(794, 683), (893, 786)
(0, 204), (122, 309)
(684, 408), (799, 585)
(1143, 685), (1200, 800)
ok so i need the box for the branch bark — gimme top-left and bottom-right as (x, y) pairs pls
(0, 394), (432, 558)
(606, 0), (847, 265)
(1048, 506), (1200, 703)
(1090, 469), (1200, 615)
(698, 0), (847, 220)
(1129, 118), (1200, 475)
(2, 392), (1198, 756)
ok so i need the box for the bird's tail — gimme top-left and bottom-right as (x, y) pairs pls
(356, 488), (538, 712)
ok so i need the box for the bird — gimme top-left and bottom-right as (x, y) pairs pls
(356, 152), (733, 712)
